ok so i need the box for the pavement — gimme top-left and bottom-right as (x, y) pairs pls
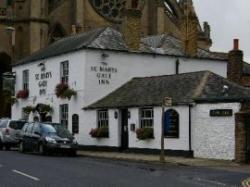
(78, 150), (250, 171)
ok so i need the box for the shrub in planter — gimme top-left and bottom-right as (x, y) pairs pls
(22, 105), (35, 115)
(55, 83), (77, 100)
(16, 90), (29, 99)
(136, 128), (154, 140)
(37, 104), (52, 114)
(89, 127), (109, 138)
(61, 88), (77, 100)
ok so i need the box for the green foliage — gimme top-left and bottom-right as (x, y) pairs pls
(55, 83), (77, 100)
(22, 106), (35, 114)
(89, 126), (109, 138)
(136, 128), (154, 140)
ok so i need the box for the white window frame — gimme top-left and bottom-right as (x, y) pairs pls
(140, 108), (154, 128)
(22, 69), (29, 90)
(60, 61), (69, 83)
(97, 110), (109, 128)
(60, 104), (68, 129)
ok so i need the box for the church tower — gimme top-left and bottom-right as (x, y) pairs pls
(13, 0), (49, 60)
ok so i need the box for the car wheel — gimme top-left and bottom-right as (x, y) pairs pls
(5, 145), (10, 151)
(69, 150), (77, 157)
(38, 144), (46, 155)
(19, 142), (26, 153)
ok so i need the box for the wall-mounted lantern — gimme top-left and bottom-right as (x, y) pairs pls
(114, 111), (118, 119)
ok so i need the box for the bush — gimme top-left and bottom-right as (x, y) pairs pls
(136, 128), (154, 140)
(16, 90), (29, 99)
(89, 127), (109, 138)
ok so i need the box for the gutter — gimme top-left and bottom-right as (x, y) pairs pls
(188, 104), (192, 152)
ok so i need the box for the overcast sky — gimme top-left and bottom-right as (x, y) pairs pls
(193, 0), (250, 62)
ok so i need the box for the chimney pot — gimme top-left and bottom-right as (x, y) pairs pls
(233, 39), (239, 50)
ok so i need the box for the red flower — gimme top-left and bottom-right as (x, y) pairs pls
(55, 83), (69, 98)
(16, 90), (29, 99)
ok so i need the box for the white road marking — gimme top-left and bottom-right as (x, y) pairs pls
(195, 178), (227, 186)
(12, 170), (40, 181)
(0, 164), (2, 167)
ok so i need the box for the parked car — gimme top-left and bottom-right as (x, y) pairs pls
(0, 119), (27, 150)
(19, 122), (78, 156)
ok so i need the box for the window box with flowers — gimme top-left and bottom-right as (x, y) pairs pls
(89, 127), (109, 138)
(136, 128), (154, 140)
(16, 89), (29, 99)
(22, 105), (35, 115)
(55, 83), (77, 100)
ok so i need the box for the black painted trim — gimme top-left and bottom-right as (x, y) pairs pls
(78, 145), (194, 158)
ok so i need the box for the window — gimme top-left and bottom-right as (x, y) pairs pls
(140, 108), (154, 128)
(72, 114), (79, 134)
(97, 110), (108, 128)
(60, 61), (69, 83)
(164, 109), (179, 138)
(23, 70), (29, 90)
(26, 124), (34, 134)
(60, 104), (68, 129)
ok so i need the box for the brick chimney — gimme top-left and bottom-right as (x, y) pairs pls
(227, 39), (243, 84)
(180, 0), (198, 57)
(122, 0), (144, 51)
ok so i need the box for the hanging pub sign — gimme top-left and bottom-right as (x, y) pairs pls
(210, 109), (233, 117)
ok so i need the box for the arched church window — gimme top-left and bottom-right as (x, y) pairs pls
(164, 109), (179, 138)
(89, 0), (126, 23)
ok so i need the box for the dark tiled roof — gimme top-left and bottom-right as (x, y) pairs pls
(14, 27), (228, 66)
(15, 27), (128, 65)
(85, 71), (250, 109)
(243, 62), (250, 74)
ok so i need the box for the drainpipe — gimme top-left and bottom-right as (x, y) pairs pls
(188, 104), (192, 152)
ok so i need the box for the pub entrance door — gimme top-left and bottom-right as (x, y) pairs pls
(120, 109), (129, 150)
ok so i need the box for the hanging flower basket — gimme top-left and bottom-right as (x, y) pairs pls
(16, 90), (29, 99)
(36, 104), (52, 114)
(136, 128), (154, 140)
(22, 105), (35, 115)
(55, 83), (77, 100)
(89, 127), (109, 138)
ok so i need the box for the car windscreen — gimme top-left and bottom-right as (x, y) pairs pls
(53, 124), (73, 139)
(0, 120), (8, 128)
(41, 124), (57, 135)
(9, 121), (26, 130)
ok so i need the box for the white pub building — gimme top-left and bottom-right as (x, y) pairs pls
(11, 26), (250, 161)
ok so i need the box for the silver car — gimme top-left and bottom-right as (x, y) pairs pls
(0, 119), (27, 150)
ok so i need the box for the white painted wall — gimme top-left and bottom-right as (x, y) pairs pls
(128, 106), (190, 150)
(192, 103), (241, 160)
(12, 48), (228, 146)
(81, 109), (120, 147)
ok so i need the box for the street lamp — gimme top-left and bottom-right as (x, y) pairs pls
(160, 96), (172, 163)
(2, 72), (16, 96)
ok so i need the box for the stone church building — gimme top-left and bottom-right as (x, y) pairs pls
(0, 0), (214, 117)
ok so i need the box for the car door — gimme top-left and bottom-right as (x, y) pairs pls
(24, 123), (34, 151)
(32, 123), (42, 151)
